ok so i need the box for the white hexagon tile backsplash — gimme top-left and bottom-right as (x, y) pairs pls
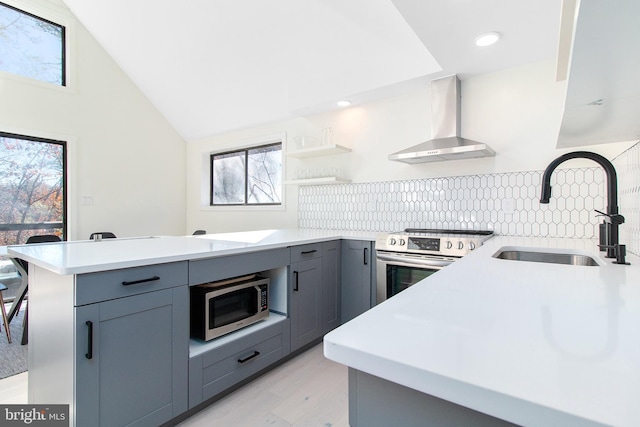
(300, 142), (640, 256)
(299, 168), (606, 238)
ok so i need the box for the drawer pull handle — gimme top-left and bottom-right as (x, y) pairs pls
(85, 321), (93, 360)
(293, 271), (299, 291)
(238, 351), (260, 364)
(301, 249), (317, 255)
(122, 276), (160, 286)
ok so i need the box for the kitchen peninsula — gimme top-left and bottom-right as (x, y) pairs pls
(10, 231), (640, 426)
(324, 235), (640, 427)
(7, 229), (376, 427)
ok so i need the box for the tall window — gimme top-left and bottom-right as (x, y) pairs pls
(0, 1), (66, 85)
(211, 142), (282, 206)
(0, 132), (66, 244)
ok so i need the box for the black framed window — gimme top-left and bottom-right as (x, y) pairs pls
(211, 142), (282, 206)
(0, 132), (67, 244)
(0, 1), (66, 85)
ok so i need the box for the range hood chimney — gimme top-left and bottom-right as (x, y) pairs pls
(388, 75), (496, 163)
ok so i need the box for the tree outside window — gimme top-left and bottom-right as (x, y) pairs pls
(211, 142), (282, 206)
(0, 1), (66, 85)
(0, 133), (66, 245)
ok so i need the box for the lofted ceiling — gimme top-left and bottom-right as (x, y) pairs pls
(61, 0), (561, 142)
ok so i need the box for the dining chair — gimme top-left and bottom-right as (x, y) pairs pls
(89, 232), (117, 240)
(8, 234), (62, 345)
(0, 282), (11, 343)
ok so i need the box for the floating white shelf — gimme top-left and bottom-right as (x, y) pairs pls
(285, 177), (351, 185)
(286, 144), (351, 159)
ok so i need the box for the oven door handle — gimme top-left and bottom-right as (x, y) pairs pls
(376, 253), (452, 270)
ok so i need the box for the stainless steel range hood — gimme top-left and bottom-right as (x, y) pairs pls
(389, 75), (496, 163)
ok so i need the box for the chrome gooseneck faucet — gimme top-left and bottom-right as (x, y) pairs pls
(540, 151), (628, 264)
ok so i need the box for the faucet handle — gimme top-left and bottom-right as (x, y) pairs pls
(594, 209), (625, 224)
(612, 214), (625, 224)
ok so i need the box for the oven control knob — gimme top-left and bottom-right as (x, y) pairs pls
(389, 238), (397, 246)
(469, 242), (476, 250)
(445, 241), (453, 250)
(398, 239), (406, 246)
(457, 241), (464, 250)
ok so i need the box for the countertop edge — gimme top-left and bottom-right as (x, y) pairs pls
(6, 230), (381, 275)
(323, 235), (638, 427)
(323, 337), (607, 427)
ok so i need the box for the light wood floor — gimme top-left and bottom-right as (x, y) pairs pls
(0, 343), (349, 427)
(0, 371), (27, 404)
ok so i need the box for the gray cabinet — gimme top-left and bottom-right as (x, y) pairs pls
(341, 240), (375, 323)
(348, 369), (516, 427)
(188, 247), (290, 285)
(188, 314), (289, 408)
(322, 240), (341, 333)
(290, 243), (323, 351)
(26, 238), (370, 426)
(289, 241), (341, 351)
(187, 248), (292, 409)
(74, 262), (189, 427)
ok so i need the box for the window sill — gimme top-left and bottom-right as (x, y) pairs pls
(199, 204), (286, 212)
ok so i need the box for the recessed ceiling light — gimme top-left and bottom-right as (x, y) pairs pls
(474, 32), (501, 47)
(337, 100), (352, 107)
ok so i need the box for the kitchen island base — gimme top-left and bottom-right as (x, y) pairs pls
(8, 231), (378, 426)
(348, 369), (516, 427)
(29, 262), (190, 427)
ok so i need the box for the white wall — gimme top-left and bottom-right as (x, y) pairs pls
(0, 0), (186, 240)
(186, 130), (300, 234)
(4, 3), (632, 239)
(187, 59), (634, 233)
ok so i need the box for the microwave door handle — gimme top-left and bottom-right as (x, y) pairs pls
(255, 284), (268, 312)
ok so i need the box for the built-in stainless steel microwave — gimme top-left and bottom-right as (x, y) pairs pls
(190, 274), (269, 341)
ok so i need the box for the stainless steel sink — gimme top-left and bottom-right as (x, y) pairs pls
(493, 249), (599, 266)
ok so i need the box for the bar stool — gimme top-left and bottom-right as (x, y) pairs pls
(0, 282), (12, 343)
(7, 234), (62, 345)
(89, 232), (116, 240)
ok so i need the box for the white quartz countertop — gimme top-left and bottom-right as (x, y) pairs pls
(324, 236), (640, 427)
(6, 229), (379, 275)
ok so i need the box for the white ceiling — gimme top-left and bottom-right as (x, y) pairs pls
(61, 0), (561, 142)
(557, 0), (640, 147)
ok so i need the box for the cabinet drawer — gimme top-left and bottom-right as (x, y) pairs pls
(189, 247), (290, 285)
(201, 333), (283, 401)
(290, 243), (323, 263)
(75, 261), (188, 306)
(189, 316), (287, 406)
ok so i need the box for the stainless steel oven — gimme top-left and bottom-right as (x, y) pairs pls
(376, 229), (493, 303)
